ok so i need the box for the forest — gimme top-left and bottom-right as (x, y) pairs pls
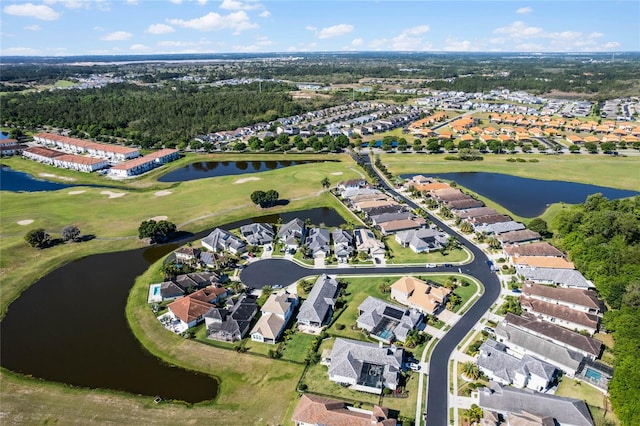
(0, 81), (338, 147)
(552, 194), (640, 425)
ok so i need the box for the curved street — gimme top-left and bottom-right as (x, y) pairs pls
(240, 152), (502, 426)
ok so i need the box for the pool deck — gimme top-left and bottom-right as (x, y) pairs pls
(148, 284), (162, 304)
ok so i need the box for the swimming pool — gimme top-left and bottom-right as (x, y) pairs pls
(585, 368), (602, 381)
(153, 285), (161, 296)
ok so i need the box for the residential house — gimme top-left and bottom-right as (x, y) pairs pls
(454, 207), (498, 220)
(0, 138), (24, 156)
(174, 246), (201, 264)
(369, 212), (413, 226)
(297, 274), (339, 334)
(378, 217), (427, 236)
(522, 283), (604, 316)
(357, 296), (423, 343)
(251, 290), (298, 344)
(337, 179), (367, 192)
(504, 242), (565, 260)
(305, 228), (331, 258)
(331, 229), (354, 263)
(479, 382), (594, 426)
(174, 271), (220, 291)
(520, 296), (599, 335)
(395, 228), (449, 253)
(201, 228), (246, 254)
(291, 394), (396, 426)
(353, 228), (386, 259)
(494, 321), (584, 376)
(240, 223), (275, 246)
(166, 285), (228, 330)
(502, 313), (603, 360)
(477, 339), (558, 391)
(516, 267), (595, 290)
(446, 198), (485, 210)
(474, 221), (526, 235)
(205, 294), (259, 342)
(390, 276), (451, 314)
(512, 256), (575, 270)
(354, 199), (399, 212)
(157, 281), (185, 301)
(277, 218), (306, 251)
(470, 214), (513, 227)
(496, 229), (542, 245)
(327, 338), (404, 394)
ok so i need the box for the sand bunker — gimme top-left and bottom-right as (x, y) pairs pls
(17, 220), (34, 226)
(154, 190), (172, 197)
(101, 190), (126, 199)
(68, 190), (86, 195)
(148, 215), (168, 221)
(234, 177), (261, 184)
(39, 173), (75, 182)
(330, 172), (344, 175)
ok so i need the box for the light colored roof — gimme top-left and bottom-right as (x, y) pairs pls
(250, 312), (284, 340)
(262, 291), (297, 315)
(291, 394), (396, 426)
(516, 267), (594, 289)
(513, 256), (575, 269)
(378, 218), (426, 233)
(298, 274), (339, 324)
(391, 276), (450, 312)
(329, 338), (403, 389)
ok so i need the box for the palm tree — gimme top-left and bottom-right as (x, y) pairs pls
(463, 404), (483, 424)
(462, 361), (481, 380)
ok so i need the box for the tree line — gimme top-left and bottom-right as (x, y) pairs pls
(551, 194), (640, 425)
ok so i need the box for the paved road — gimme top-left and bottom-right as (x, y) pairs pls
(240, 153), (502, 426)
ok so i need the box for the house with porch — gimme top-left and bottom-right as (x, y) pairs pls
(250, 290), (298, 344)
(390, 276), (451, 315)
(327, 338), (404, 394)
(201, 228), (246, 254)
(297, 274), (339, 334)
(357, 296), (422, 343)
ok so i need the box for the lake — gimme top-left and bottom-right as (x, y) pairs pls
(403, 172), (639, 217)
(158, 159), (324, 182)
(0, 207), (345, 403)
(0, 165), (83, 192)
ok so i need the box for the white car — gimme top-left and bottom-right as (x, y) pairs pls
(409, 363), (421, 371)
(425, 263), (437, 268)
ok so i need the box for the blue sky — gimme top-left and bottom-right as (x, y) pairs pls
(1, 0), (638, 56)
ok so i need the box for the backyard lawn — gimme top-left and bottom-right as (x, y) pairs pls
(385, 237), (471, 265)
(556, 379), (619, 426)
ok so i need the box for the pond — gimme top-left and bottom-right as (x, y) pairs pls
(0, 165), (82, 192)
(0, 207), (345, 403)
(158, 159), (325, 182)
(403, 172), (638, 217)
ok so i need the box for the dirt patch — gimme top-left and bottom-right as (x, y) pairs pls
(100, 190), (126, 199)
(154, 190), (172, 197)
(234, 177), (261, 184)
(68, 190), (86, 195)
(17, 220), (34, 226)
(148, 215), (168, 221)
(38, 173), (76, 182)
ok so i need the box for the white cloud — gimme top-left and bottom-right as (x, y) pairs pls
(305, 26), (317, 32)
(3, 3), (60, 20)
(287, 42), (317, 52)
(220, 0), (262, 11)
(146, 23), (175, 35)
(25, 24), (41, 31)
(233, 36), (273, 52)
(102, 31), (133, 41)
(1, 46), (41, 55)
(317, 24), (354, 39)
(259, 10), (270, 18)
(493, 21), (543, 39)
(444, 37), (478, 51)
(167, 11), (258, 33)
(370, 25), (432, 51)
(351, 38), (363, 47)
(516, 7), (532, 15)
(93, 26), (104, 31)
(130, 44), (151, 52)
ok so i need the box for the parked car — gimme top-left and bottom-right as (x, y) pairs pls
(443, 263), (452, 267)
(483, 326), (495, 335)
(512, 288), (522, 294)
(409, 363), (421, 371)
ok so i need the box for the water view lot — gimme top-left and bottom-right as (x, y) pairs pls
(0, 208), (344, 403)
(403, 172), (639, 217)
(158, 159), (325, 182)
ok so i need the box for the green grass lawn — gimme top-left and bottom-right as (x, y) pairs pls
(556, 378), (619, 425)
(385, 237), (471, 265)
(379, 153), (640, 192)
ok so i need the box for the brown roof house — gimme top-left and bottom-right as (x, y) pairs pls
(390, 276), (451, 314)
(292, 394), (396, 426)
(522, 283), (604, 317)
(520, 296), (599, 335)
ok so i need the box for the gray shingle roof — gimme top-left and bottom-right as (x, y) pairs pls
(475, 221), (526, 235)
(305, 228), (330, 256)
(495, 322), (583, 374)
(297, 274), (339, 325)
(517, 267), (594, 289)
(329, 338), (404, 390)
(276, 218), (305, 242)
(357, 296), (422, 342)
(479, 382), (594, 426)
(202, 228), (246, 253)
(478, 340), (557, 387)
(395, 228), (448, 252)
(240, 222), (274, 245)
